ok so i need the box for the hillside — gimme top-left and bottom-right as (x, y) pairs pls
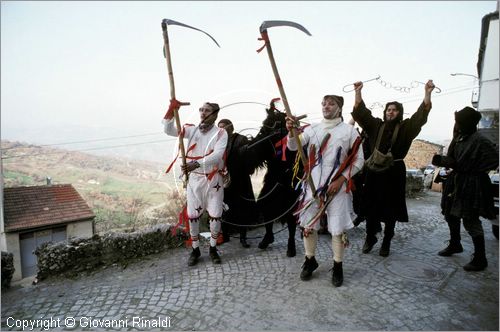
(1, 140), (185, 233)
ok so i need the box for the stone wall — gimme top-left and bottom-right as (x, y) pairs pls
(1, 252), (15, 289)
(406, 175), (424, 198)
(404, 139), (444, 169)
(34, 224), (187, 280)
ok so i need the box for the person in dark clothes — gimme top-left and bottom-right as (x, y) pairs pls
(351, 79), (435, 257)
(218, 119), (257, 248)
(432, 107), (498, 271)
(351, 129), (370, 227)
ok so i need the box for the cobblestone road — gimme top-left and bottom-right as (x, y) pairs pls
(1, 191), (498, 331)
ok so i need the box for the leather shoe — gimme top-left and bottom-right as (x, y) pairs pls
(438, 242), (463, 256)
(187, 247), (201, 266)
(300, 256), (319, 281)
(209, 246), (221, 264)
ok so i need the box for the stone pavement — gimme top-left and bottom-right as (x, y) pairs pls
(1, 191), (498, 331)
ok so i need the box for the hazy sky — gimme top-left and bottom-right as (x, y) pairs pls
(1, 1), (497, 160)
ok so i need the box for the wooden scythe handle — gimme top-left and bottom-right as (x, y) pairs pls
(162, 24), (189, 188)
(261, 31), (316, 194)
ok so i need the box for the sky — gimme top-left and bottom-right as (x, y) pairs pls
(1, 1), (498, 163)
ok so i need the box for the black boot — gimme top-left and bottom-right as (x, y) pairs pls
(379, 237), (392, 257)
(287, 238), (296, 257)
(379, 221), (395, 257)
(331, 261), (343, 287)
(362, 235), (377, 254)
(209, 246), (221, 264)
(439, 216), (463, 256)
(463, 236), (488, 271)
(438, 241), (463, 256)
(258, 232), (275, 249)
(300, 256), (319, 281)
(187, 247), (201, 266)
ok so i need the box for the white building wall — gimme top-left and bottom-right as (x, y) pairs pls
(478, 18), (499, 112)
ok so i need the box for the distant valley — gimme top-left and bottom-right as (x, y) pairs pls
(1, 140), (185, 233)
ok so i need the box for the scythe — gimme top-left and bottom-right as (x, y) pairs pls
(161, 19), (220, 188)
(257, 20), (317, 194)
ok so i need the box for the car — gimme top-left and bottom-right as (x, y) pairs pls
(424, 165), (435, 175)
(489, 172), (499, 239)
(406, 169), (424, 179)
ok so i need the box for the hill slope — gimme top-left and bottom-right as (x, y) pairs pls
(1, 140), (184, 233)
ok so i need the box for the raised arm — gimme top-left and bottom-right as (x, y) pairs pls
(354, 81), (363, 108)
(423, 80), (435, 109)
(351, 81), (379, 134)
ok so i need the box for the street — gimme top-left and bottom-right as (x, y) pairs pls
(1, 190), (498, 331)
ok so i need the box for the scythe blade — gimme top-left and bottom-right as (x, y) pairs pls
(162, 18), (221, 48)
(260, 20), (312, 36)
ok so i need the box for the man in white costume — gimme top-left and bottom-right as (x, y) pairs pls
(286, 95), (364, 287)
(163, 102), (228, 266)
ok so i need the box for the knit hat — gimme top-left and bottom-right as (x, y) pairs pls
(455, 106), (481, 134)
(324, 95), (344, 108)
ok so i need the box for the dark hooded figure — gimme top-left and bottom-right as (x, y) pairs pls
(432, 107), (498, 271)
(218, 119), (257, 248)
(351, 80), (435, 257)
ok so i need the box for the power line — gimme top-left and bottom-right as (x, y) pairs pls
(1, 132), (165, 151)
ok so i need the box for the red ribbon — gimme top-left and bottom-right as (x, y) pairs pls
(256, 31), (269, 53)
(170, 205), (191, 248)
(163, 98), (189, 120)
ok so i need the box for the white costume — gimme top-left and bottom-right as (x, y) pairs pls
(164, 118), (228, 248)
(288, 118), (364, 236)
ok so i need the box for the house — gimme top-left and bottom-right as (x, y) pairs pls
(1, 184), (95, 281)
(404, 139), (444, 170)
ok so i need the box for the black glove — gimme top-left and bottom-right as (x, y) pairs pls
(431, 154), (443, 167)
(432, 154), (456, 168)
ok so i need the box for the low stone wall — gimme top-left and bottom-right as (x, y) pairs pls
(34, 224), (187, 280)
(1, 252), (15, 289)
(406, 175), (424, 197)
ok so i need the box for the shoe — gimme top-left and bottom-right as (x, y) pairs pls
(286, 238), (296, 257)
(463, 254), (488, 271)
(300, 256), (319, 281)
(240, 238), (251, 248)
(209, 246), (221, 264)
(258, 233), (275, 249)
(187, 247), (201, 266)
(438, 241), (463, 256)
(362, 236), (377, 254)
(331, 261), (343, 287)
(379, 238), (391, 257)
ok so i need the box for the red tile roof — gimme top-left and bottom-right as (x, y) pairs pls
(3, 184), (95, 232)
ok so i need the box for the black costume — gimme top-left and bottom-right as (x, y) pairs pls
(222, 132), (258, 246)
(433, 107), (498, 271)
(352, 130), (371, 226)
(352, 100), (431, 254)
(257, 144), (302, 257)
